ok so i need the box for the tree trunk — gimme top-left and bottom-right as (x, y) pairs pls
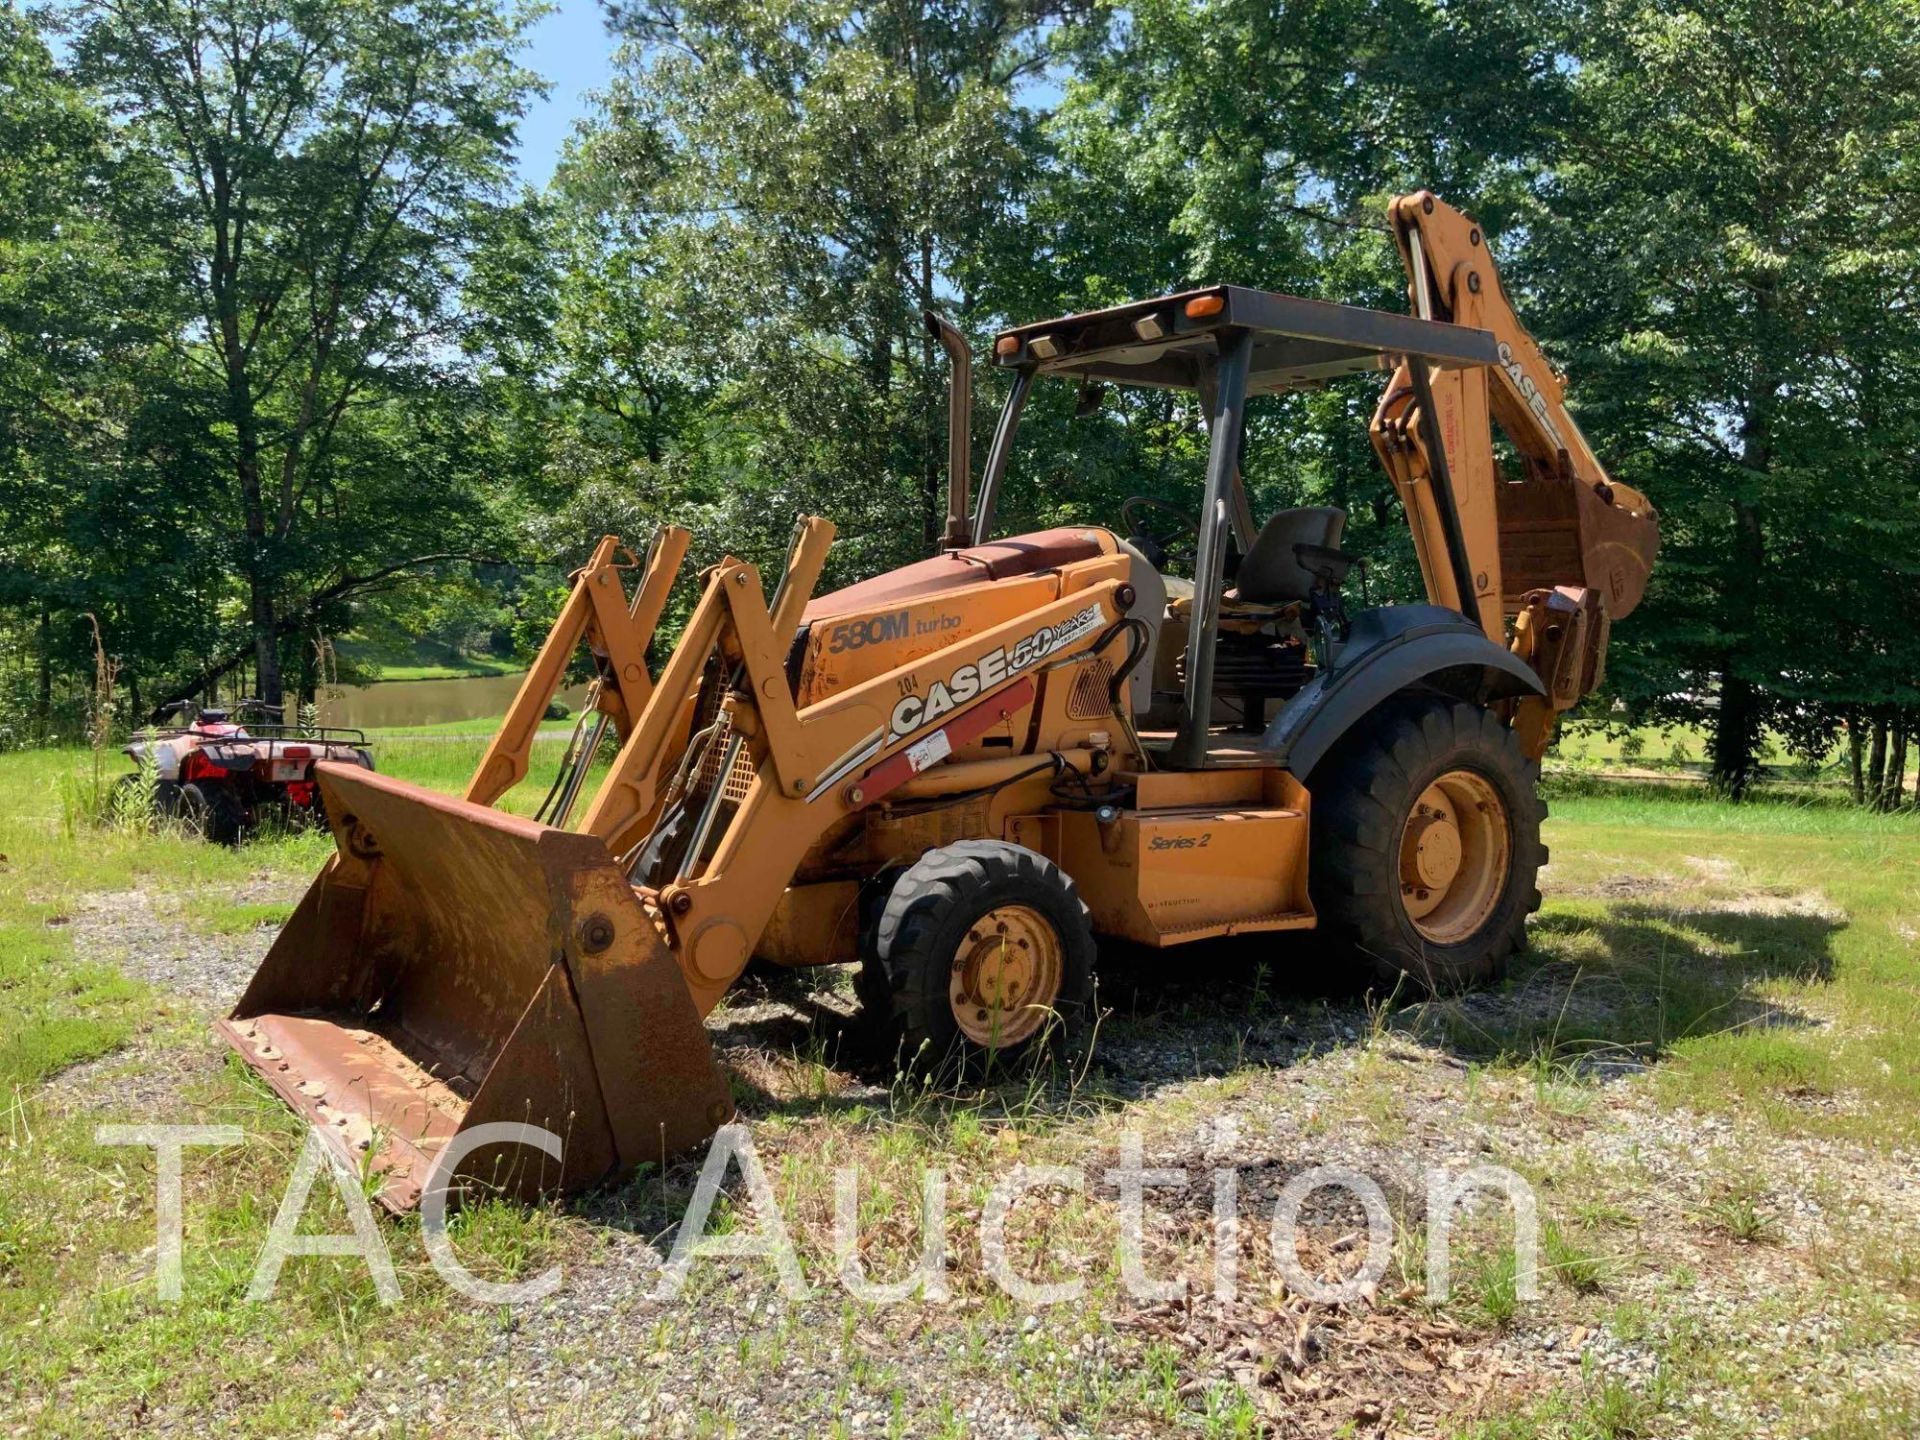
(36, 604), (51, 736)
(1889, 718), (1910, 810)
(1867, 708), (1889, 809)
(1716, 280), (1775, 798)
(1848, 712), (1865, 805)
(1711, 673), (1762, 799)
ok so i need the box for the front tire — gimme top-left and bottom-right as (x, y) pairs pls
(1309, 698), (1545, 993)
(862, 840), (1095, 1076)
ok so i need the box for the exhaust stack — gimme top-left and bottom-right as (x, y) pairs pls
(925, 310), (973, 551)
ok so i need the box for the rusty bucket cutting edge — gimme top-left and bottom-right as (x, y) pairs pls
(219, 762), (734, 1213)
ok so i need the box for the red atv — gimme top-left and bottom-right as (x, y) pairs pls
(122, 700), (375, 843)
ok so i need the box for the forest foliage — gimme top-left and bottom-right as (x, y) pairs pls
(2, 0), (1917, 797)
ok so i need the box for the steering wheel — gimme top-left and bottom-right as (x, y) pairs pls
(1121, 496), (1202, 574)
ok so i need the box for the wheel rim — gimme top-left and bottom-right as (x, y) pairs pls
(1398, 769), (1511, 946)
(949, 903), (1063, 1048)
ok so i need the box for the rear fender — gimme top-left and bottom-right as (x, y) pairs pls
(1265, 604), (1542, 779)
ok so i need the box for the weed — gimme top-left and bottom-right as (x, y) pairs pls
(1704, 1190), (1776, 1245)
(1542, 1220), (1611, 1293)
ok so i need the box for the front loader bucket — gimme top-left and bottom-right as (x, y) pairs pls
(219, 763), (733, 1212)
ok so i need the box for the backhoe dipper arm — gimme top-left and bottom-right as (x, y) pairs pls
(464, 526), (691, 807)
(1370, 192), (1659, 752)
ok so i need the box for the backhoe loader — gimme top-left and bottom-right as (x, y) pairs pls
(220, 192), (1657, 1211)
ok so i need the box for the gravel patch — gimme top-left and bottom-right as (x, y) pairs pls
(65, 885), (292, 1010)
(40, 869), (1919, 1437)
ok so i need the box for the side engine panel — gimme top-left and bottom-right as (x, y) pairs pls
(794, 573), (1062, 709)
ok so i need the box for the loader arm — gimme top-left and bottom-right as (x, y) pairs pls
(222, 514), (1133, 1210)
(581, 517), (1133, 1016)
(464, 526), (690, 809)
(1369, 191), (1659, 753)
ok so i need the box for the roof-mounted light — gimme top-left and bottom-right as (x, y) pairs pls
(1027, 333), (1059, 359)
(1132, 313), (1167, 341)
(1184, 294), (1226, 319)
(993, 335), (1020, 358)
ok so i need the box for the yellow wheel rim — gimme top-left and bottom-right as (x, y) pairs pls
(949, 903), (1063, 1048)
(1398, 769), (1511, 946)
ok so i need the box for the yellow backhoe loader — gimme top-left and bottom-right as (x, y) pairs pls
(220, 192), (1657, 1211)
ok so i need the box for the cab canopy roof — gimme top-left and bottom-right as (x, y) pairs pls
(992, 285), (1497, 394)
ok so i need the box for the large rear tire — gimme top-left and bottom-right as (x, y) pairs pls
(179, 781), (245, 845)
(862, 840), (1095, 1077)
(1309, 698), (1545, 993)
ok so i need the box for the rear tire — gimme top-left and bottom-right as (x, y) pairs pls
(862, 840), (1095, 1077)
(179, 781), (245, 845)
(1309, 697), (1544, 993)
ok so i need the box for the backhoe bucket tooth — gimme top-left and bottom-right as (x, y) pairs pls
(218, 763), (733, 1213)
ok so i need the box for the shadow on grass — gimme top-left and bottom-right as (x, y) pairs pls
(688, 890), (1848, 1146)
(1401, 902), (1843, 1074)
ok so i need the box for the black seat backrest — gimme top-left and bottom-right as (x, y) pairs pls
(1235, 506), (1348, 604)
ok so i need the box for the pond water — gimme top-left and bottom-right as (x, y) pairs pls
(313, 671), (591, 730)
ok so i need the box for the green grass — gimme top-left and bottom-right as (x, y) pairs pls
(0, 915), (144, 1089)
(1457, 1368), (1661, 1439)
(336, 638), (519, 682)
(2, 743), (1916, 1434)
(361, 713), (573, 737)
(1405, 779), (1920, 1148)
(358, 658), (517, 680)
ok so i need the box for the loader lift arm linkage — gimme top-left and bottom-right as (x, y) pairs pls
(464, 526), (691, 815)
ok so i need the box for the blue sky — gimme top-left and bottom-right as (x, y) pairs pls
(514, 0), (621, 187)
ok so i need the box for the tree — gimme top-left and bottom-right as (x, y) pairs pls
(1531, 0), (1920, 794)
(0, 7), (174, 733)
(981, 0), (1566, 590)
(71, 0), (543, 706)
(591, 0), (1070, 577)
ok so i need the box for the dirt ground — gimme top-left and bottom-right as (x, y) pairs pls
(17, 808), (1916, 1440)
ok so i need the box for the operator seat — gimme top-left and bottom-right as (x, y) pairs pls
(1233, 506), (1347, 605)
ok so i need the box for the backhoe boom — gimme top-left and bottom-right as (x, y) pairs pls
(1371, 191), (1659, 753)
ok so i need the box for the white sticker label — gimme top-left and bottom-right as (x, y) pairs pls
(906, 729), (952, 774)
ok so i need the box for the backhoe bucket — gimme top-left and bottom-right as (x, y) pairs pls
(219, 763), (733, 1212)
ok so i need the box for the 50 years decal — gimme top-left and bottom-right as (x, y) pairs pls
(885, 603), (1104, 744)
(803, 602), (1107, 804)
